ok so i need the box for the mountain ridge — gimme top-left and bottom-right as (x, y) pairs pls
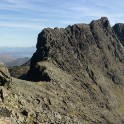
(0, 17), (124, 124)
(28, 17), (124, 81)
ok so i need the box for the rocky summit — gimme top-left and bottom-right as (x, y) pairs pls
(0, 17), (124, 124)
(28, 17), (124, 81)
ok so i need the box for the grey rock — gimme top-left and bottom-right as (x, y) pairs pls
(113, 23), (124, 46)
(0, 62), (11, 86)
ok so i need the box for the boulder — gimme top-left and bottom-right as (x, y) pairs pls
(0, 62), (11, 86)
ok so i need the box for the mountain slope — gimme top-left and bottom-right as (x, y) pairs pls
(0, 17), (124, 124)
(26, 17), (124, 123)
(113, 23), (124, 46)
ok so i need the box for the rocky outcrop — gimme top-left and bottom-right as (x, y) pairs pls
(0, 62), (11, 123)
(28, 17), (124, 82)
(0, 62), (11, 86)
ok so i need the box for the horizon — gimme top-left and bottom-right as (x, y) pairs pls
(0, 0), (124, 47)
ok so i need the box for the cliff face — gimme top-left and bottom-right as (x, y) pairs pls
(113, 23), (124, 46)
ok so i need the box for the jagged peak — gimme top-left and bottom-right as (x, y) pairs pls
(90, 16), (111, 29)
(113, 23), (124, 46)
(113, 23), (124, 26)
(39, 17), (111, 36)
(28, 16), (124, 82)
(101, 16), (109, 21)
(90, 16), (109, 23)
(113, 23), (124, 30)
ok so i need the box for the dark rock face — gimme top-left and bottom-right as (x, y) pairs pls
(28, 17), (124, 82)
(113, 23), (124, 46)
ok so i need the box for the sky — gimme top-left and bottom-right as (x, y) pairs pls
(0, 0), (124, 47)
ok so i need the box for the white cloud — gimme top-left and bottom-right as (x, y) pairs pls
(0, 21), (44, 30)
(1, 0), (124, 26)
(1, 0), (124, 47)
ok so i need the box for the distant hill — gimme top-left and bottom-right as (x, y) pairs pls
(0, 54), (30, 67)
(6, 57), (30, 67)
(0, 46), (35, 58)
(0, 46), (34, 66)
(0, 54), (15, 64)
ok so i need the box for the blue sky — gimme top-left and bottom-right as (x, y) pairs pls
(0, 0), (124, 47)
